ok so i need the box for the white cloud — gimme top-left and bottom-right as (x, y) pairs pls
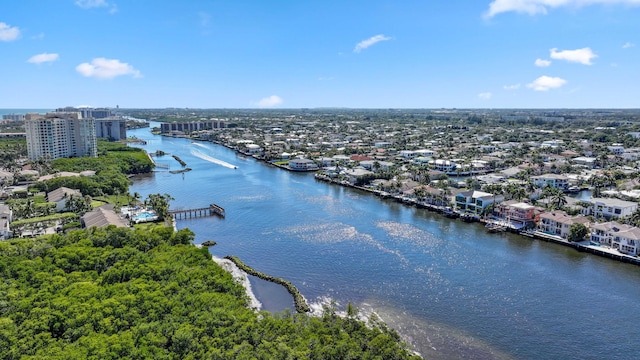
(256, 95), (283, 108)
(75, 0), (107, 8)
(354, 34), (392, 53)
(0, 22), (20, 42)
(75, 0), (117, 13)
(503, 83), (521, 90)
(623, 42), (636, 49)
(27, 53), (59, 64)
(535, 58), (552, 67)
(199, 12), (212, 28)
(76, 58), (141, 79)
(550, 47), (597, 65)
(527, 75), (567, 91)
(485, 0), (640, 18)
(478, 92), (493, 99)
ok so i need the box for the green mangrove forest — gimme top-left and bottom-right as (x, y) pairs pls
(0, 226), (420, 359)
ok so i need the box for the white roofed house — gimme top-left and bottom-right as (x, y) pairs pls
(590, 222), (640, 255)
(288, 158), (319, 171)
(532, 174), (570, 191)
(429, 159), (457, 173)
(47, 187), (82, 212)
(589, 197), (638, 220)
(455, 190), (504, 216)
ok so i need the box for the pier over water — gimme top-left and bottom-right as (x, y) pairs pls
(169, 204), (225, 219)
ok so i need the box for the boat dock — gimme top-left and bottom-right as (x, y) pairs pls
(169, 203), (225, 219)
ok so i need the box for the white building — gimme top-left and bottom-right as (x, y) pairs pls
(589, 197), (638, 220)
(607, 145), (625, 155)
(288, 158), (319, 171)
(455, 190), (503, 215)
(25, 112), (97, 161)
(429, 159), (457, 173)
(590, 222), (640, 255)
(532, 174), (570, 191)
(47, 187), (82, 212)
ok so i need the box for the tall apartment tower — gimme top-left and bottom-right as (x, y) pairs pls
(25, 112), (98, 161)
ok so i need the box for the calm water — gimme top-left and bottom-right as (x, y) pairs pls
(129, 124), (640, 360)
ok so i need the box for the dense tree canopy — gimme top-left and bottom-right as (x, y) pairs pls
(0, 227), (419, 359)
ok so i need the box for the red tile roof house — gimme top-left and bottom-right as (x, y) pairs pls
(537, 210), (590, 240)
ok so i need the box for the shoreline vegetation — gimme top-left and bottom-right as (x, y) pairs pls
(224, 255), (311, 313)
(0, 227), (419, 359)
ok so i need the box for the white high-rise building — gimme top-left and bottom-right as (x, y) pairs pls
(25, 112), (97, 161)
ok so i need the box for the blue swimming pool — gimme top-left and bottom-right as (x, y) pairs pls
(132, 210), (158, 222)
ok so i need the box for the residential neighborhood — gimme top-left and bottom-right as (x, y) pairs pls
(4, 108), (640, 263)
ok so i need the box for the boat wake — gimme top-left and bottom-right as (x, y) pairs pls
(190, 148), (238, 169)
(191, 142), (211, 150)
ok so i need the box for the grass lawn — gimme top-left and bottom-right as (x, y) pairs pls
(94, 194), (132, 206)
(133, 221), (171, 232)
(91, 200), (108, 208)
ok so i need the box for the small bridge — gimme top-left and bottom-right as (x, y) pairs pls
(169, 204), (225, 220)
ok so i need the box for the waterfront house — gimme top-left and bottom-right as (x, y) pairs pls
(47, 187), (82, 212)
(531, 174), (570, 191)
(343, 168), (374, 185)
(590, 222), (640, 255)
(588, 197), (638, 220)
(495, 201), (536, 229)
(455, 190), (504, 215)
(538, 211), (590, 239)
(288, 158), (319, 171)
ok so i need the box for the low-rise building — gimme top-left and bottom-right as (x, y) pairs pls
(81, 205), (130, 228)
(47, 187), (82, 212)
(288, 158), (319, 171)
(455, 190), (503, 215)
(589, 197), (638, 220)
(496, 201), (536, 229)
(538, 211), (590, 239)
(590, 222), (640, 255)
(532, 174), (570, 191)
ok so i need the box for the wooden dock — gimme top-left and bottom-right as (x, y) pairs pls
(169, 204), (225, 219)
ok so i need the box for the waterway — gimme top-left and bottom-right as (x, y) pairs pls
(128, 124), (640, 360)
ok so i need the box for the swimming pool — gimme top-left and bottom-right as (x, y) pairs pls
(131, 210), (158, 223)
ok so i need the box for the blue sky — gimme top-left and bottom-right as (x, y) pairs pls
(1, 0), (639, 108)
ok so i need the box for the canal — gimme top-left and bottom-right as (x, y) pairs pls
(128, 124), (640, 360)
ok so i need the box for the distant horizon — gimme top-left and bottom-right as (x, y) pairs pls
(2, 107), (640, 112)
